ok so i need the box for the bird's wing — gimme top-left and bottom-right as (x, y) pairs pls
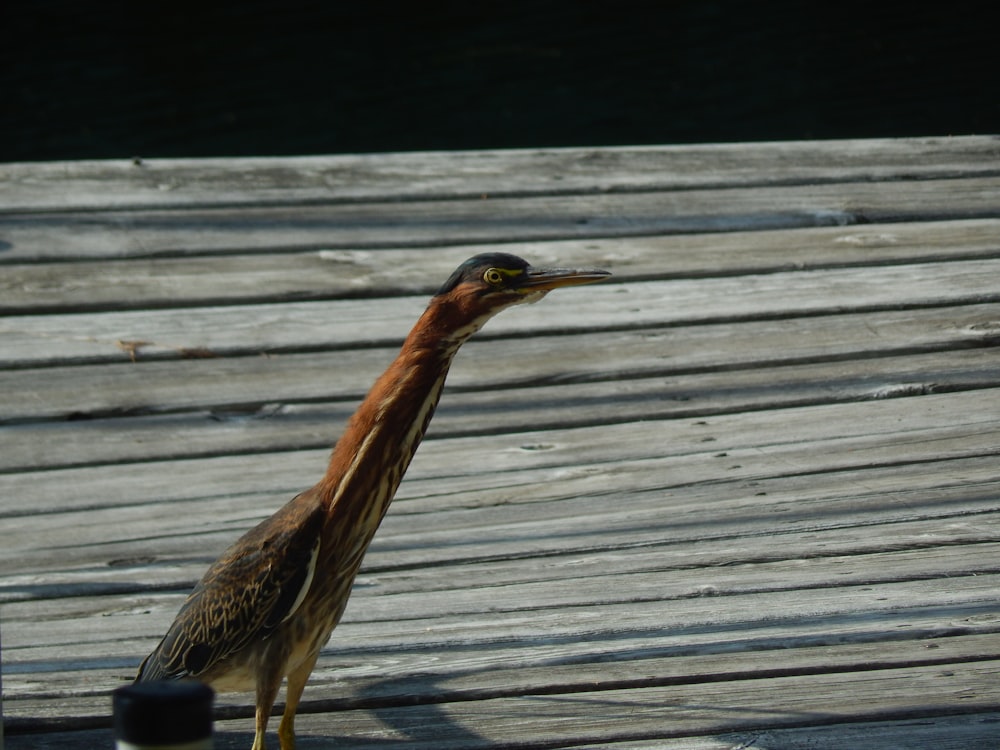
(137, 489), (326, 681)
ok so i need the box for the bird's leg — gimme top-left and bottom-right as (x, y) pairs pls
(278, 651), (319, 750)
(252, 671), (284, 750)
(251, 708), (270, 750)
(251, 702), (274, 750)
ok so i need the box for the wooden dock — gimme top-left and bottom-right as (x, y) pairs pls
(2, 136), (999, 749)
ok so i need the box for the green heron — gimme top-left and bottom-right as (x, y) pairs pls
(136, 253), (610, 749)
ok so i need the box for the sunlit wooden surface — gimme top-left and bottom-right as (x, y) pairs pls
(2, 136), (999, 748)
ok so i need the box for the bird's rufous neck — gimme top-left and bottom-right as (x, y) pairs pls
(318, 302), (465, 516)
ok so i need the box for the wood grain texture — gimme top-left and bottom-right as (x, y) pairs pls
(2, 136), (997, 211)
(2, 176), (1000, 263)
(4, 218), (999, 314)
(2, 137), (999, 749)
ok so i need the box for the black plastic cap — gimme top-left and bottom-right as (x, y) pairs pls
(113, 681), (214, 744)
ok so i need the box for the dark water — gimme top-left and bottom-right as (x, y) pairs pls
(2, 1), (997, 162)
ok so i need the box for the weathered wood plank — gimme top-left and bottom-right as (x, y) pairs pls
(7, 419), (1000, 560)
(7, 644), (1000, 744)
(273, 662), (1000, 749)
(3, 218), (1000, 313)
(4, 139), (999, 750)
(5, 492), (999, 609)
(3, 388), (996, 516)
(7, 581), (1000, 689)
(12, 713), (1000, 750)
(706, 714), (1000, 750)
(8, 712), (1000, 750)
(2, 136), (996, 212)
(18, 572), (1000, 672)
(6, 560), (999, 683)
(30, 455), (994, 591)
(6, 521), (999, 744)
(2, 347), (997, 472)
(3, 400), (996, 688)
(8, 537), (1000, 653)
(4, 439), (998, 628)
(4, 258), (1000, 368)
(5, 460), (999, 617)
(268, 630), (1000, 710)
(2, 176), (999, 262)
(4, 301), (998, 424)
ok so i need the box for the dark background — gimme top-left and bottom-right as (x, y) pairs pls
(2, 1), (997, 162)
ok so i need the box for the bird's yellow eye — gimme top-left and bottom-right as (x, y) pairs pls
(483, 268), (505, 285)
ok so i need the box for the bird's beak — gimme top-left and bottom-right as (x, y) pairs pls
(518, 266), (611, 291)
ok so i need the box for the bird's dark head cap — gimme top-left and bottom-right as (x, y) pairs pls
(436, 252), (609, 299)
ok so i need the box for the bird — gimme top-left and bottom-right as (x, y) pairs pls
(135, 252), (610, 750)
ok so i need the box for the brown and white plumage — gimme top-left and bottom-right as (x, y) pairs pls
(136, 253), (609, 749)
